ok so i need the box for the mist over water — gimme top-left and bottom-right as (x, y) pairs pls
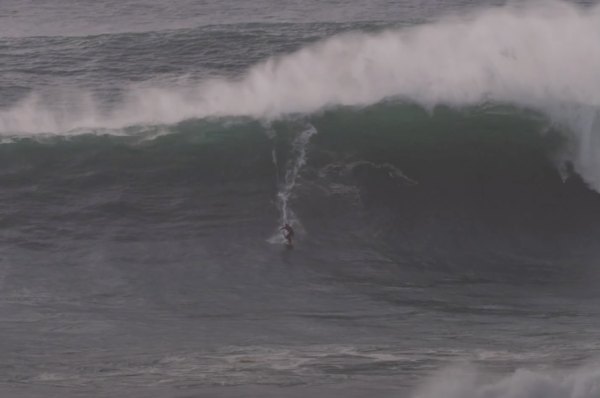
(1, 1), (600, 397)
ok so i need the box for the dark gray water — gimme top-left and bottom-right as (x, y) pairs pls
(2, 1), (600, 397)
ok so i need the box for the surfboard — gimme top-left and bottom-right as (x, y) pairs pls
(282, 232), (293, 248)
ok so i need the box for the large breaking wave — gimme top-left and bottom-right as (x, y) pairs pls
(1, 1), (600, 189)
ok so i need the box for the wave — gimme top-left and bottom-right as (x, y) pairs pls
(3, 104), (600, 262)
(2, 1), (600, 189)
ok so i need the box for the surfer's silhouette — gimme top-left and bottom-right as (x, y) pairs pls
(280, 223), (294, 245)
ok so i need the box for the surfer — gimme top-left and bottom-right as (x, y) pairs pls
(280, 223), (294, 245)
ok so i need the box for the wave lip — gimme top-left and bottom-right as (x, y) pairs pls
(2, 1), (600, 131)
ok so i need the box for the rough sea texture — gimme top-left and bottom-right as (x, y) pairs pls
(2, 1), (600, 397)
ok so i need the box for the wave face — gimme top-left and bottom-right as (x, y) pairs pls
(3, 103), (600, 284)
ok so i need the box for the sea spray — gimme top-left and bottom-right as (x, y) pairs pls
(269, 123), (318, 243)
(411, 363), (600, 398)
(2, 1), (599, 132)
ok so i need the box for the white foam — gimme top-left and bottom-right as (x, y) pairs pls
(412, 363), (600, 398)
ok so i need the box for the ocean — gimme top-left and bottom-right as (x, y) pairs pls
(1, 0), (600, 397)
